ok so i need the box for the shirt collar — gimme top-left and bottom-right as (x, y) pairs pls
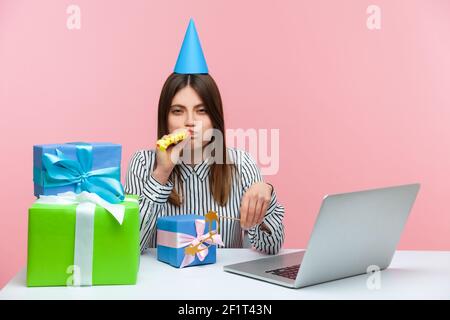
(178, 157), (212, 182)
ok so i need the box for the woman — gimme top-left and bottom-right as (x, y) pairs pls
(124, 20), (285, 255)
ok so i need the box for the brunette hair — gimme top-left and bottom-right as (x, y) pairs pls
(157, 73), (235, 206)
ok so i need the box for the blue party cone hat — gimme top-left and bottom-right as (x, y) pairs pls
(174, 18), (209, 74)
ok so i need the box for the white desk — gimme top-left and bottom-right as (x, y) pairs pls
(1, 249), (449, 300)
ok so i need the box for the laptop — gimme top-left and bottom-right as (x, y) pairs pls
(224, 183), (420, 288)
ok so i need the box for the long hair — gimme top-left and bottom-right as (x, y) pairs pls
(157, 73), (235, 206)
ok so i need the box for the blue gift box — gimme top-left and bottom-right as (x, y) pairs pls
(33, 142), (124, 203)
(156, 215), (218, 268)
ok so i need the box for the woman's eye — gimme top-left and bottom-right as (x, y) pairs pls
(171, 109), (183, 114)
(197, 109), (207, 114)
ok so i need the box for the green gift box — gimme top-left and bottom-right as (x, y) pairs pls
(27, 193), (140, 287)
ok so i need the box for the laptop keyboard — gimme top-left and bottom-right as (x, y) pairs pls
(265, 264), (300, 280)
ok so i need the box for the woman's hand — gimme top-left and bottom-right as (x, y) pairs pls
(152, 129), (191, 184)
(240, 182), (273, 230)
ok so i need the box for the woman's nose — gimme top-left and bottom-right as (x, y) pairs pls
(185, 111), (196, 125)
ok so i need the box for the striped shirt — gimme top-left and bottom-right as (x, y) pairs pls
(124, 147), (285, 255)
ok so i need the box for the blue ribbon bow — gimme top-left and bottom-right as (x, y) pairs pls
(40, 144), (125, 204)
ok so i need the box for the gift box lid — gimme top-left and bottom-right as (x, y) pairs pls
(33, 142), (121, 170)
(157, 214), (217, 236)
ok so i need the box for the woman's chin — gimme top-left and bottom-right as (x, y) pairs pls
(184, 140), (202, 149)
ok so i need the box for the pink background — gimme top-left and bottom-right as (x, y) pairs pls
(1, 0), (449, 289)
